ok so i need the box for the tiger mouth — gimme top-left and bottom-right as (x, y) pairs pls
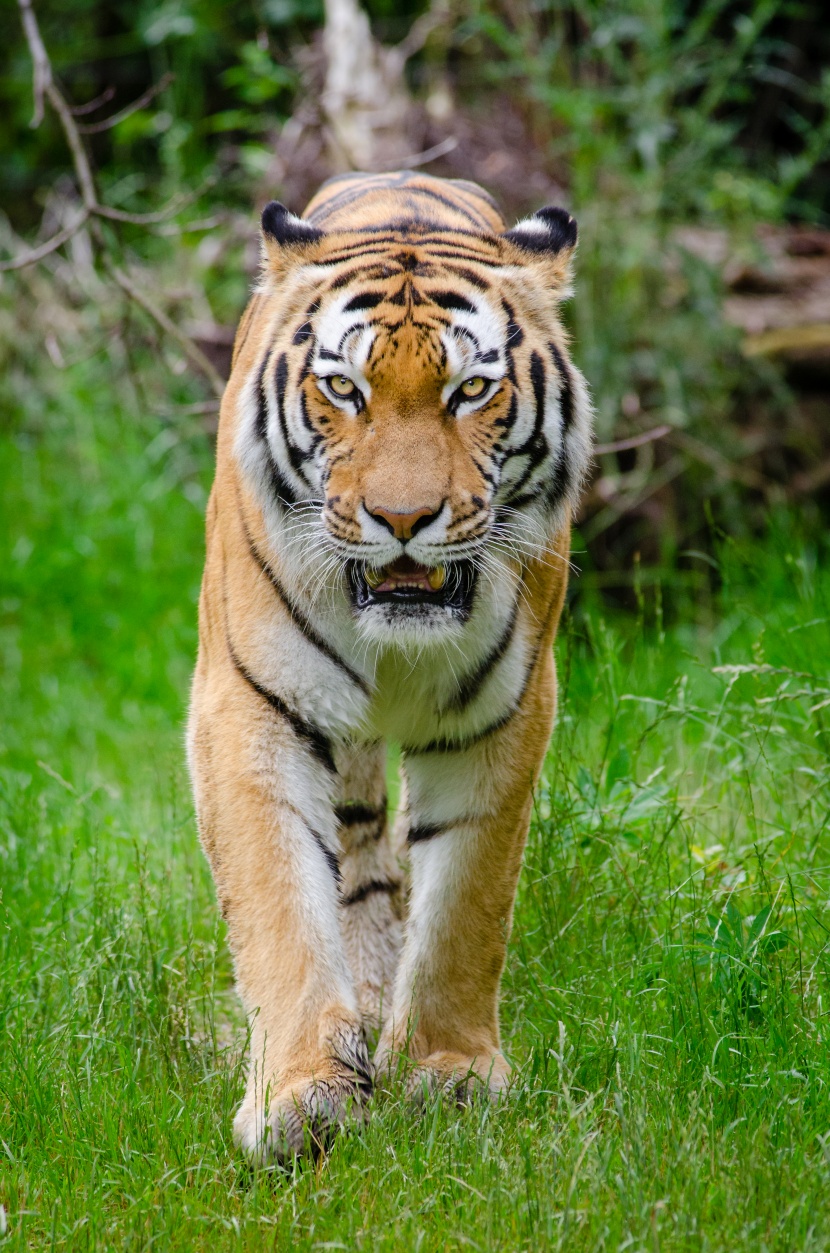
(347, 556), (476, 616)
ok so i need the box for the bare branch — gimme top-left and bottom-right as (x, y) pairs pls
(12, 0), (224, 401)
(19, 0), (98, 211)
(669, 430), (769, 491)
(594, 425), (672, 456)
(18, 0), (50, 127)
(78, 73), (174, 135)
(108, 264), (225, 399)
(69, 85), (116, 117)
(0, 209), (90, 272)
(375, 136), (458, 171)
(396, 0), (451, 62)
(93, 197), (194, 227)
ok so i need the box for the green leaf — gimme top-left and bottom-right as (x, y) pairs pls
(747, 905), (772, 946)
(726, 899), (744, 948)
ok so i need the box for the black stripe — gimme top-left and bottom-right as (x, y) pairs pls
(334, 801), (386, 826)
(228, 642), (336, 773)
(341, 879), (399, 907)
(494, 392), (518, 434)
(310, 827), (341, 882)
(321, 244), (502, 270)
(442, 264), (490, 290)
(502, 299), (525, 349)
(410, 576), (567, 756)
(407, 820), (454, 844)
(430, 290), (476, 313)
(275, 352), (311, 483)
(241, 517), (371, 695)
(529, 349), (546, 421)
(254, 353), (298, 509)
(445, 600), (520, 713)
(338, 322), (366, 352)
(297, 392), (321, 443)
(396, 184), (496, 230)
(503, 350), (550, 504)
(343, 291), (386, 311)
(403, 707), (516, 757)
(292, 321), (314, 344)
(548, 341), (574, 432)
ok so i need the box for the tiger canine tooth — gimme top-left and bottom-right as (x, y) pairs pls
(365, 567), (385, 589)
(427, 566), (446, 590)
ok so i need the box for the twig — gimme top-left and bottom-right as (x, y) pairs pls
(396, 0), (450, 61)
(19, 0), (48, 126)
(108, 264), (225, 399)
(69, 85), (116, 116)
(0, 209), (89, 272)
(594, 425), (671, 456)
(78, 73), (174, 134)
(669, 430), (769, 491)
(375, 136), (458, 171)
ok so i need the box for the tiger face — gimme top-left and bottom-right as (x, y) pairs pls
(235, 180), (591, 645)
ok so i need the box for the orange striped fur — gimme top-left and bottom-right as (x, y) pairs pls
(188, 171), (592, 1161)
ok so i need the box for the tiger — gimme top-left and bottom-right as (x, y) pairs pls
(187, 170), (592, 1162)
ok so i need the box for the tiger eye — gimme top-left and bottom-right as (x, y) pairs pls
(460, 376), (487, 399)
(329, 375), (356, 398)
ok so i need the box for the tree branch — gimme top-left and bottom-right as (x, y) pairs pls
(594, 425), (672, 456)
(7, 0), (225, 400)
(0, 210), (90, 273)
(108, 264), (226, 399)
(78, 73), (174, 135)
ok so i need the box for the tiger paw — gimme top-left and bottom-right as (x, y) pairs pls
(234, 1074), (367, 1163)
(402, 1049), (511, 1107)
(234, 1031), (373, 1164)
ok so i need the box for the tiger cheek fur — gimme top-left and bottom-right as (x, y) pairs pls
(187, 172), (592, 1162)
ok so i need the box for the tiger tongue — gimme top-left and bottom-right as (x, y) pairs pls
(377, 555), (433, 591)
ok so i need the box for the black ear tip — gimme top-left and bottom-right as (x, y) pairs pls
(261, 200), (288, 238)
(537, 206), (578, 248)
(261, 199), (323, 247)
(502, 205), (578, 256)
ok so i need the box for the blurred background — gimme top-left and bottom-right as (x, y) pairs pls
(1, 0), (829, 732)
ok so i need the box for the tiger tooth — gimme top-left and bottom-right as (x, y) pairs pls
(365, 567), (385, 589)
(427, 565), (446, 590)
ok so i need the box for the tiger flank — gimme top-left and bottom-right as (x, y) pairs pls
(187, 171), (593, 1162)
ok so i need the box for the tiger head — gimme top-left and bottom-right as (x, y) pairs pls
(234, 175), (592, 646)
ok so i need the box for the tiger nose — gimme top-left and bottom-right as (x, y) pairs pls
(365, 503), (442, 541)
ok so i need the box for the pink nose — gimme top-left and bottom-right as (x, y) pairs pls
(365, 504), (441, 541)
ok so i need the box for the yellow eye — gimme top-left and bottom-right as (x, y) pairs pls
(460, 376), (488, 400)
(328, 375), (357, 399)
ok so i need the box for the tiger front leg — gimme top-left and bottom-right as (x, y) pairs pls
(335, 740), (404, 1037)
(377, 658), (556, 1102)
(188, 666), (370, 1163)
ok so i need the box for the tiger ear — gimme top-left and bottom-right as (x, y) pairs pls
(501, 206), (577, 290)
(260, 200), (324, 264)
(502, 206), (577, 255)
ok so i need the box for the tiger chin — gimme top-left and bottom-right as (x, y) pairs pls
(187, 171), (593, 1163)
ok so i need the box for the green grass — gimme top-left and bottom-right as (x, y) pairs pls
(4, 355), (830, 1251)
